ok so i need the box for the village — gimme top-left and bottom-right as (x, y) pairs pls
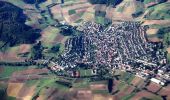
(48, 21), (170, 87)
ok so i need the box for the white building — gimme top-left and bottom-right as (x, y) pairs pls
(150, 78), (165, 86)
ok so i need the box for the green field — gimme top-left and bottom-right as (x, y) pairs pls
(145, 2), (170, 20)
(167, 53), (170, 63)
(0, 66), (27, 78)
(68, 9), (76, 15)
(79, 69), (92, 76)
(120, 72), (135, 84)
(93, 90), (109, 94)
(95, 16), (105, 24)
(121, 93), (136, 100)
(73, 78), (90, 88)
(143, 0), (155, 4)
(117, 81), (127, 90)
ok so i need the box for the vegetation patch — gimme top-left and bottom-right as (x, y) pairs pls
(0, 66), (27, 77)
(121, 93), (136, 100)
(68, 9), (76, 15)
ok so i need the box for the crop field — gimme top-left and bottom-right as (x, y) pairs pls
(0, 66), (27, 78)
(60, 0), (94, 24)
(79, 69), (92, 77)
(17, 84), (36, 100)
(7, 83), (24, 97)
(131, 90), (162, 100)
(146, 82), (162, 93)
(158, 85), (170, 96)
(41, 26), (60, 47)
(144, 2), (170, 20)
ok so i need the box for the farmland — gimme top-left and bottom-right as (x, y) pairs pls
(0, 0), (170, 100)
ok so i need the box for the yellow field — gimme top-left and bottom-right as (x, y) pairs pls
(7, 83), (24, 97)
(146, 28), (158, 35)
(93, 94), (113, 100)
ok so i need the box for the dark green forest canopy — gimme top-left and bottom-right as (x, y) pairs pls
(23, 0), (47, 4)
(88, 0), (123, 6)
(0, 1), (41, 47)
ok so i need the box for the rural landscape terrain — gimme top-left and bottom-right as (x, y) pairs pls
(0, 0), (170, 100)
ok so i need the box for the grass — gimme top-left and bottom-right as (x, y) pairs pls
(33, 77), (69, 98)
(121, 93), (136, 100)
(79, 69), (92, 77)
(145, 2), (170, 20)
(75, 19), (83, 23)
(33, 78), (55, 98)
(143, 0), (155, 4)
(25, 80), (38, 87)
(93, 90), (109, 94)
(0, 66), (27, 78)
(95, 16), (104, 24)
(117, 6), (124, 12)
(73, 78), (90, 88)
(7, 96), (16, 100)
(117, 81), (127, 90)
(167, 53), (170, 64)
(48, 81), (70, 91)
(68, 9), (76, 15)
(120, 72), (135, 84)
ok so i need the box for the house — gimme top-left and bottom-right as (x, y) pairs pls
(150, 78), (165, 86)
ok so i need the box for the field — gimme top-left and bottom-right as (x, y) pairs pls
(131, 90), (162, 100)
(79, 69), (93, 77)
(0, 66), (27, 78)
(146, 82), (162, 93)
(1, 0), (170, 100)
(7, 83), (24, 97)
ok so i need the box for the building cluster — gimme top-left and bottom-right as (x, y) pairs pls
(53, 21), (169, 85)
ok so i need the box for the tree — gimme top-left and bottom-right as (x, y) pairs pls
(31, 41), (44, 60)
(108, 79), (113, 93)
(163, 32), (170, 47)
(50, 44), (61, 53)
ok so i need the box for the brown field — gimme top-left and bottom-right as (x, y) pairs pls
(0, 52), (24, 62)
(0, 66), (3, 73)
(131, 76), (143, 86)
(12, 68), (49, 75)
(77, 89), (93, 100)
(166, 47), (170, 53)
(167, 96), (170, 100)
(7, 82), (24, 97)
(147, 37), (163, 42)
(53, 34), (65, 44)
(112, 80), (119, 92)
(40, 26), (59, 44)
(131, 90), (161, 100)
(116, 85), (135, 99)
(17, 84), (36, 100)
(124, 86), (135, 93)
(9, 68), (49, 83)
(74, 78), (84, 83)
(94, 4), (107, 12)
(76, 8), (87, 13)
(90, 84), (107, 90)
(44, 88), (78, 100)
(70, 14), (80, 22)
(146, 82), (161, 93)
(142, 20), (170, 26)
(93, 94), (113, 100)
(106, 7), (115, 19)
(145, 2), (157, 8)
(9, 75), (42, 83)
(19, 44), (31, 54)
(146, 28), (159, 35)
(0, 44), (31, 62)
(158, 85), (170, 96)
